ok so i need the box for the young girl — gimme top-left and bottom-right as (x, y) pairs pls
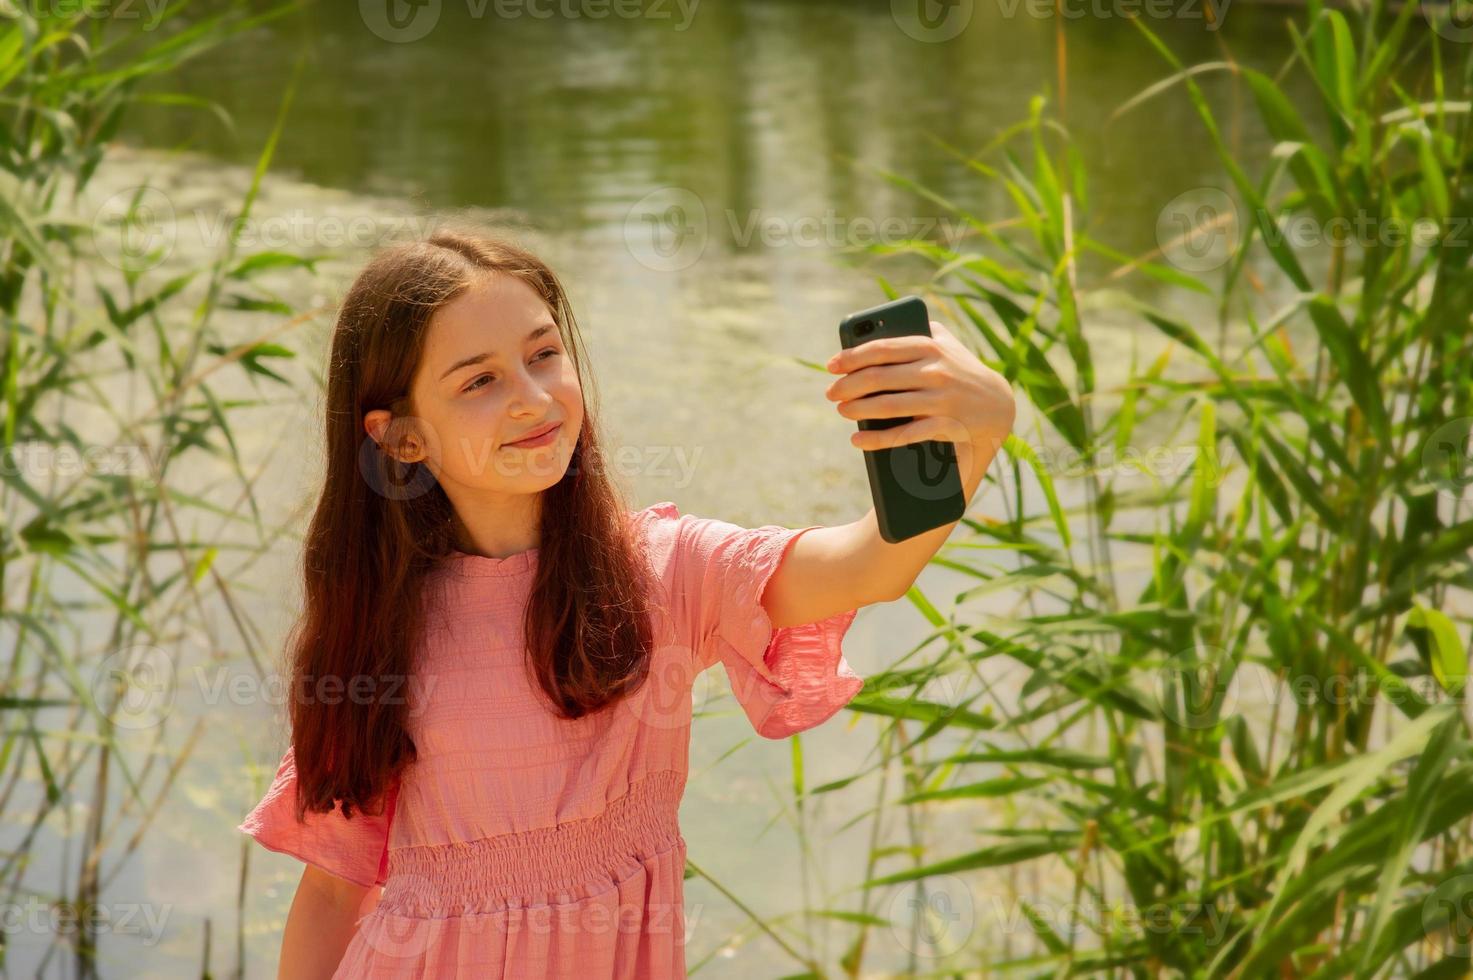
(236, 228), (1014, 978)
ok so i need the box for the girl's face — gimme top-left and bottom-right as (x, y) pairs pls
(402, 273), (583, 497)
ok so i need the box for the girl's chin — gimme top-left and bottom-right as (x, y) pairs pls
(472, 451), (569, 486)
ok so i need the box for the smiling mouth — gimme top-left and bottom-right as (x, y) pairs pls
(505, 422), (562, 448)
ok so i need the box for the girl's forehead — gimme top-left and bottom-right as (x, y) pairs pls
(435, 275), (547, 335)
(431, 280), (546, 344)
(419, 277), (559, 383)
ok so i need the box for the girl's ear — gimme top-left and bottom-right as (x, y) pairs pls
(363, 408), (391, 450)
(363, 408), (425, 464)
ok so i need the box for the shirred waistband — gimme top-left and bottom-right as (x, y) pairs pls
(377, 770), (684, 918)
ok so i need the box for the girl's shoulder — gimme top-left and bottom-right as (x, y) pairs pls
(629, 499), (681, 528)
(626, 499), (788, 582)
(627, 499), (682, 564)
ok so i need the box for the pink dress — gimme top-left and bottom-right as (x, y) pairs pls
(237, 500), (866, 978)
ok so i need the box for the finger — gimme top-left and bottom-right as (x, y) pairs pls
(850, 414), (970, 451)
(828, 334), (936, 374)
(837, 390), (942, 423)
(930, 320), (968, 352)
(824, 360), (937, 402)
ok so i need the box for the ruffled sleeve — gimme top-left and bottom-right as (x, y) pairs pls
(639, 501), (866, 739)
(236, 744), (397, 889)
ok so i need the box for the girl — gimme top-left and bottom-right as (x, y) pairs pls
(236, 228), (1015, 978)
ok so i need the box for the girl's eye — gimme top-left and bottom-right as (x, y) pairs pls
(463, 350), (558, 393)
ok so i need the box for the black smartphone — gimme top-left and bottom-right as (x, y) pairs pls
(838, 295), (967, 544)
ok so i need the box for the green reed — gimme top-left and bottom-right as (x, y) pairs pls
(0, 4), (308, 977)
(764, 4), (1473, 977)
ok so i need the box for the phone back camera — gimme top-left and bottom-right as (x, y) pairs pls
(856, 319), (875, 336)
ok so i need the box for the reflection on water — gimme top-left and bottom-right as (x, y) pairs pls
(128, 1), (1303, 264)
(35, 3), (1315, 977)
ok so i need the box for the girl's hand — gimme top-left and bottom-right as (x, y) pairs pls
(823, 319), (1016, 488)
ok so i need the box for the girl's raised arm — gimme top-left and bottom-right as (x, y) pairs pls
(816, 316), (1017, 608)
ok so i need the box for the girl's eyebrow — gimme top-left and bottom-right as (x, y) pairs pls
(438, 323), (558, 381)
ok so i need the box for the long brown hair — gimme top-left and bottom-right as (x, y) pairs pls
(287, 227), (655, 821)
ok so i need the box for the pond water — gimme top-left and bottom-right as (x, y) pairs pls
(14, 3), (1324, 977)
